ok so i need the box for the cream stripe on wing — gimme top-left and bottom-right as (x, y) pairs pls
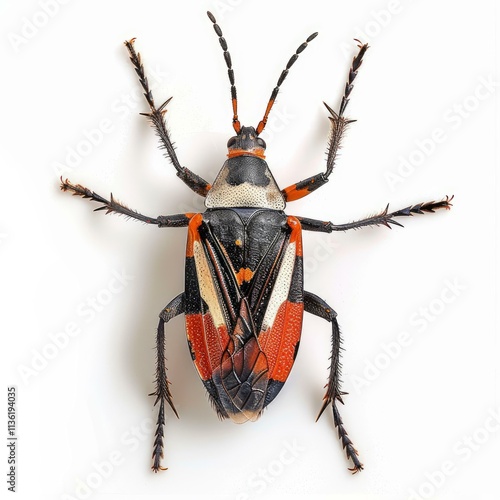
(261, 242), (296, 331)
(193, 240), (226, 329)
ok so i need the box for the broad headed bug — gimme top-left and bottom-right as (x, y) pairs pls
(61, 11), (452, 473)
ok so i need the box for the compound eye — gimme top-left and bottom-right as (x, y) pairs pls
(256, 137), (266, 149)
(227, 136), (237, 148)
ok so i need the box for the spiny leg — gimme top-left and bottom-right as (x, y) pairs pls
(324, 39), (369, 177)
(298, 196), (453, 233)
(124, 39), (210, 196)
(151, 293), (185, 472)
(282, 40), (369, 202)
(60, 177), (194, 227)
(61, 177), (160, 224)
(304, 291), (363, 473)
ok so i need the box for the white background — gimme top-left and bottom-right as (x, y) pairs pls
(1, 0), (498, 499)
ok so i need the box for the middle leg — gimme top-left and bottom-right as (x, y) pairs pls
(61, 177), (195, 227)
(298, 195), (453, 233)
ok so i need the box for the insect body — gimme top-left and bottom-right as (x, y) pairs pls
(61, 12), (452, 472)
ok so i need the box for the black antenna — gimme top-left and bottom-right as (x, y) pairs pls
(256, 32), (318, 135)
(207, 11), (241, 133)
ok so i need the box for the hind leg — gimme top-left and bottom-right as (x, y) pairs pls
(151, 293), (184, 472)
(304, 291), (363, 473)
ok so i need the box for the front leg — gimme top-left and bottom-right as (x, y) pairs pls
(60, 178), (194, 227)
(298, 196), (453, 232)
(124, 39), (211, 197)
(282, 40), (369, 202)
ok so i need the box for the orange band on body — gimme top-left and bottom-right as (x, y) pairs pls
(227, 148), (265, 159)
(186, 213), (203, 258)
(287, 216), (303, 257)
